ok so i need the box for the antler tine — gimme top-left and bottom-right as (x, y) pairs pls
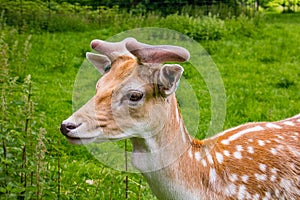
(125, 37), (190, 63)
(90, 38), (134, 62)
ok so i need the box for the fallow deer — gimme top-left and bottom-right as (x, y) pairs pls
(60, 37), (300, 200)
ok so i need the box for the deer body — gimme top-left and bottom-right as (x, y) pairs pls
(60, 38), (300, 200)
(131, 93), (300, 200)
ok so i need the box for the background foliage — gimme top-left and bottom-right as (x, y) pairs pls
(0, 0), (300, 199)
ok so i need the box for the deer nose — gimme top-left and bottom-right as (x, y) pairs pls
(60, 122), (81, 135)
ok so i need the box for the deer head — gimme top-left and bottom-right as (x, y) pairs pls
(60, 37), (190, 145)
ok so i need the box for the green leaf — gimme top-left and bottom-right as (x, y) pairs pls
(0, 187), (6, 193)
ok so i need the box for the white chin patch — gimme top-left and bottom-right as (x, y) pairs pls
(66, 137), (97, 145)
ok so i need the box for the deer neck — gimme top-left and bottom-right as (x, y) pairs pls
(130, 95), (212, 199)
(130, 94), (192, 172)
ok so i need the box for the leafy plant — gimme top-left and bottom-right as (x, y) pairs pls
(0, 26), (48, 199)
(160, 13), (226, 41)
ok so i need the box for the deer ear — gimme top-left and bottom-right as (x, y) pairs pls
(159, 64), (184, 97)
(86, 52), (111, 74)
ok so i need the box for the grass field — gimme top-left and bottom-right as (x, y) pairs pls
(1, 12), (300, 199)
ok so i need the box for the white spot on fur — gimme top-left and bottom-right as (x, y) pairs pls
(270, 148), (277, 155)
(201, 159), (207, 167)
(259, 163), (267, 172)
(236, 145), (243, 151)
(273, 138), (281, 143)
(241, 175), (249, 183)
(258, 140), (265, 146)
(290, 162), (296, 170)
(233, 151), (242, 159)
(248, 138), (253, 142)
(221, 140), (229, 145)
(276, 144), (284, 150)
(263, 192), (271, 200)
(271, 167), (278, 174)
(229, 173), (238, 182)
(253, 193), (260, 200)
(279, 178), (300, 197)
(266, 123), (282, 129)
(216, 152), (223, 164)
(237, 184), (247, 200)
(246, 192), (252, 199)
(287, 146), (300, 157)
(247, 146), (254, 154)
(280, 178), (292, 189)
(276, 135), (284, 140)
(224, 183), (237, 196)
(209, 168), (217, 185)
(255, 173), (267, 181)
(205, 149), (214, 165)
(270, 175), (276, 182)
(283, 121), (295, 126)
(195, 152), (201, 161)
(291, 135), (298, 141)
(223, 150), (230, 157)
(275, 189), (280, 197)
(221, 126), (265, 145)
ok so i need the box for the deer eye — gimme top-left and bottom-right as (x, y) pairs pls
(127, 90), (144, 102)
(104, 64), (111, 73)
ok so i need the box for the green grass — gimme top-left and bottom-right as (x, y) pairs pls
(1, 13), (300, 199)
(213, 13), (300, 127)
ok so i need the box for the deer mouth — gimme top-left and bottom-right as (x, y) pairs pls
(60, 120), (103, 144)
(62, 130), (98, 145)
